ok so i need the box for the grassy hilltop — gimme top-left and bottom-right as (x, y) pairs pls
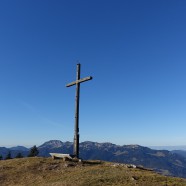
(0, 157), (186, 186)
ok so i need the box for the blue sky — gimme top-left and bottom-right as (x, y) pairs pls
(0, 0), (186, 147)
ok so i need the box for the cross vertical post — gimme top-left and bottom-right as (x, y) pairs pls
(74, 64), (80, 158)
(66, 64), (92, 158)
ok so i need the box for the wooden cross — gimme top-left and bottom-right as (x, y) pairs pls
(66, 64), (92, 158)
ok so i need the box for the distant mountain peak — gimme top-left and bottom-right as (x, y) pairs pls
(39, 140), (63, 149)
(9, 146), (29, 151)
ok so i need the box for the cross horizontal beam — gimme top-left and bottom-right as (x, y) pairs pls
(66, 76), (93, 87)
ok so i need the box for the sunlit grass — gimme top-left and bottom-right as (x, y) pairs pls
(0, 157), (185, 186)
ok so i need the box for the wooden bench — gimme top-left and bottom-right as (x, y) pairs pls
(49, 153), (74, 161)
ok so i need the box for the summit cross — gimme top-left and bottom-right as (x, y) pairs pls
(66, 63), (92, 158)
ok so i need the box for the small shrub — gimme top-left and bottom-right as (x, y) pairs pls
(5, 151), (12, 160)
(15, 152), (23, 158)
(28, 145), (39, 157)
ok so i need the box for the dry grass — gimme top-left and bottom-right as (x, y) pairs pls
(0, 157), (186, 186)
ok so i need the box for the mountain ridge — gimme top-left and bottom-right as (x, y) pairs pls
(1, 140), (186, 178)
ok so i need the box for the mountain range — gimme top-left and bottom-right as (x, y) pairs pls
(1, 140), (186, 178)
